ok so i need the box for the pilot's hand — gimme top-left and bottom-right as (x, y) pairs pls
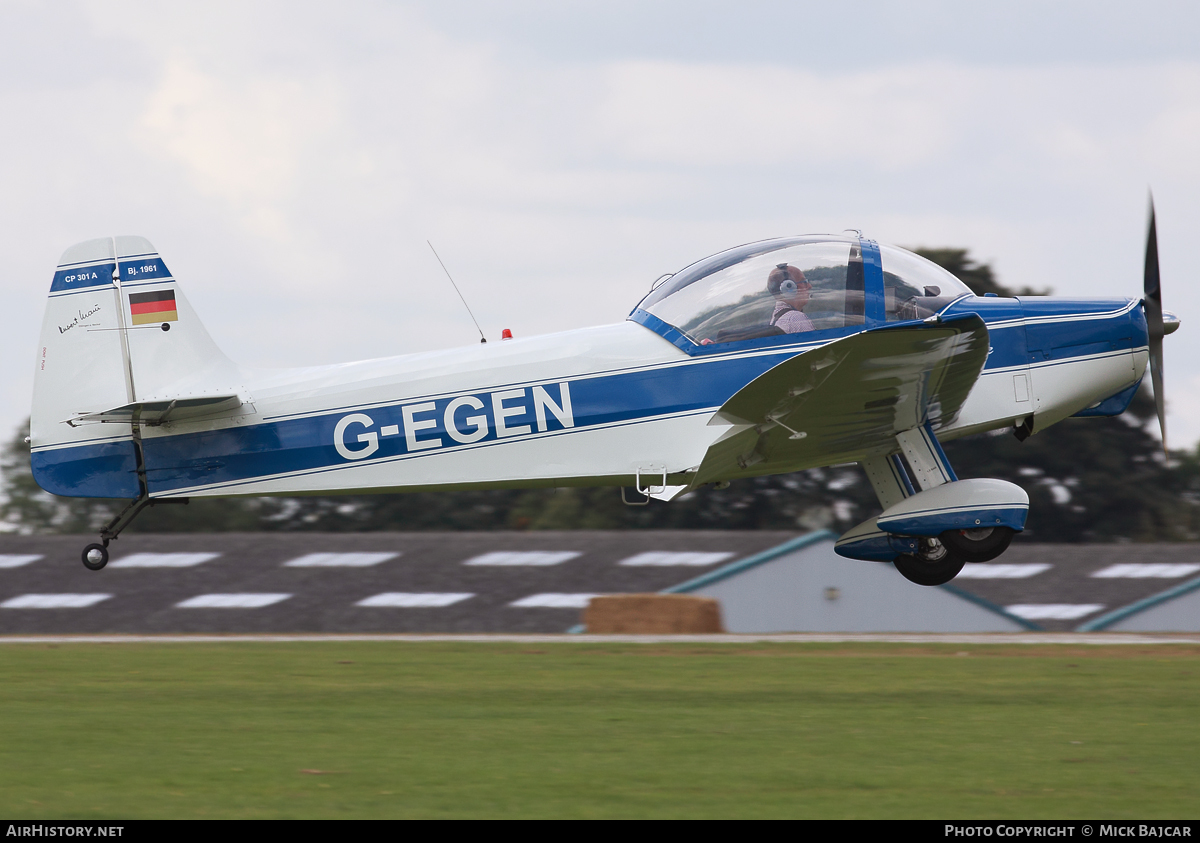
(700, 338), (714, 345)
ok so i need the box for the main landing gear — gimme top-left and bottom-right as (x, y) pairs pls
(850, 425), (1027, 586)
(78, 495), (189, 571)
(892, 527), (1015, 586)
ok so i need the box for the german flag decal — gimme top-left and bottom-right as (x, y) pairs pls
(129, 290), (178, 326)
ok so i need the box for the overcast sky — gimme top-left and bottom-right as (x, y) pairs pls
(4, 1), (1200, 449)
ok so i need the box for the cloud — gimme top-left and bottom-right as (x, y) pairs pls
(597, 61), (959, 171)
(139, 61), (342, 241)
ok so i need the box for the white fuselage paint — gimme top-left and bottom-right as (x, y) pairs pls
(144, 321), (737, 497)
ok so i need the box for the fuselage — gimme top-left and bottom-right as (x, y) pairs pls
(32, 293), (1148, 501)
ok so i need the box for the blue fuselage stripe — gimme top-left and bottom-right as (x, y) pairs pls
(134, 349), (789, 494)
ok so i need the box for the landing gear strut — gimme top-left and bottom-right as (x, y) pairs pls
(79, 496), (188, 571)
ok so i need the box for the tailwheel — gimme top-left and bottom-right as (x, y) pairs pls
(892, 537), (965, 586)
(939, 526), (1014, 563)
(82, 543), (109, 571)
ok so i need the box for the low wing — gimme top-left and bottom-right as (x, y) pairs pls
(693, 314), (989, 484)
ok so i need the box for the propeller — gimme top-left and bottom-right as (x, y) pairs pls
(1143, 197), (1167, 451)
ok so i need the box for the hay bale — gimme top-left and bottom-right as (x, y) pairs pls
(583, 594), (725, 634)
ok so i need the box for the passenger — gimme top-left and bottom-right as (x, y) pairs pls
(767, 264), (814, 333)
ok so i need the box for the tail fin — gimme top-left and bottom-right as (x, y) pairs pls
(31, 236), (241, 497)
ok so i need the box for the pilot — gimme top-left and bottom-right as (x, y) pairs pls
(767, 263), (814, 332)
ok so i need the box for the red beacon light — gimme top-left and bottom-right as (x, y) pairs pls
(501, 329), (513, 340)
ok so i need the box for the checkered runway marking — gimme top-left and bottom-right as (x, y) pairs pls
(0, 555), (42, 569)
(510, 593), (599, 608)
(956, 563), (1051, 579)
(284, 552), (399, 567)
(617, 551), (734, 566)
(1005, 604), (1105, 620)
(2, 594), (112, 609)
(176, 594), (292, 608)
(464, 551), (581, 566)
(356, 593), (474, 607)
(109, 553), (221, 568)
(1091, 564), (1200, 579)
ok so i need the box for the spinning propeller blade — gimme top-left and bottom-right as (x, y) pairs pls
(1143, 197), (1167, 451)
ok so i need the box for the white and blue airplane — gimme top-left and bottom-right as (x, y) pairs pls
(30, 217), (1177, 584)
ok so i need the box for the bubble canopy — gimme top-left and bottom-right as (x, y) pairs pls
(630, 235), (973, 352)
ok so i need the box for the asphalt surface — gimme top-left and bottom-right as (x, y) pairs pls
(0, 531), (795, 634)
(0, 532), (1197, 633)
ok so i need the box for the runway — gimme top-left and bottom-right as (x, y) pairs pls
(0, 530), (794, 634)
(4, 531), (1199, 633)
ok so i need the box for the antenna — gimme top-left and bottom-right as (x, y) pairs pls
(428, 241), (487, 343)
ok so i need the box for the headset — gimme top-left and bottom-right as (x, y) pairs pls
(770, 263), (807, 298)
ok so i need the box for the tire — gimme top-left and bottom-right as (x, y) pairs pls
(938, 526), (1014, 563)
(82, 543), (109, 571)
(892, 538), (965, 586)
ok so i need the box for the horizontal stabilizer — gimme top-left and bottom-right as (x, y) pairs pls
(695, 314), (989, 484)
(68, 394), (246, 427)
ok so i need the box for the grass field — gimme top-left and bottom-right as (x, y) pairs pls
(0, 641), (1197, 819)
